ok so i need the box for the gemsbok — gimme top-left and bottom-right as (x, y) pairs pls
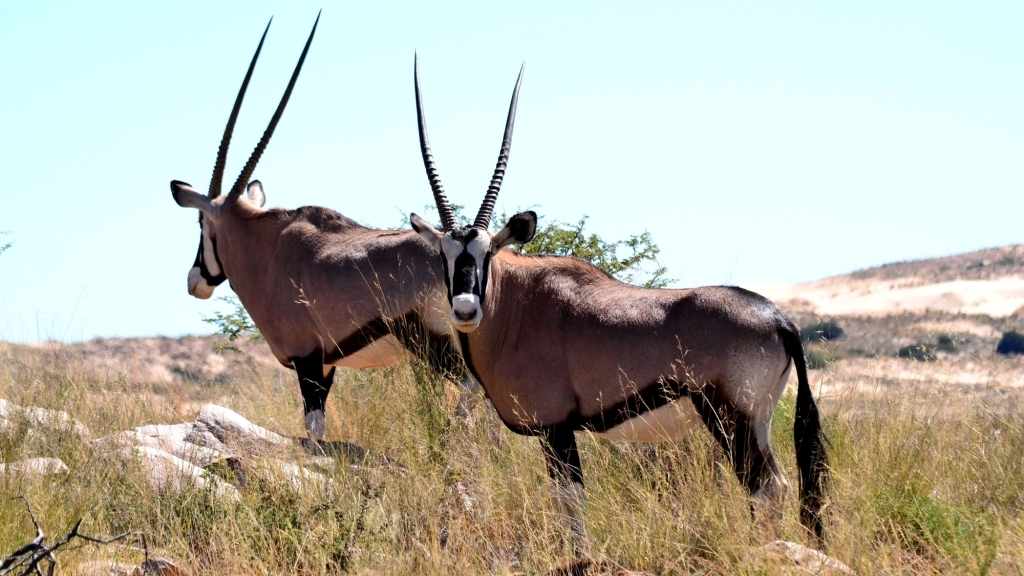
(169, 16), (466, 444)
(407, 62), (829, 542)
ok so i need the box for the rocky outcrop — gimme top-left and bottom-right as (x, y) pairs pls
(0, 398), (90, 438)
(184, 403), (290, 454)
(761, 540), (855, 575)
(0, 457), (69, 476)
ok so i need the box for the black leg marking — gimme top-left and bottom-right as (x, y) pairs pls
(541, 426), (584, 487)
(291, 350), (335, 443)
(687, 385), (772, 497)
(541, 426), (588, 555)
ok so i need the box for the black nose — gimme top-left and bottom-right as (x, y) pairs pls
(454, 308), (477, 322)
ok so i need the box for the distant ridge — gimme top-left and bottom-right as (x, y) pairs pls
(845, 245), (1024, 284)
(748, 245), (1024, 318)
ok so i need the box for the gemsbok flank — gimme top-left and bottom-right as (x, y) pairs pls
(169, 16), (466, 444)
(407, 62), (830, 542)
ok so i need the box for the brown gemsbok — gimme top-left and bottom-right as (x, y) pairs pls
(169, 16), (466, 445)
(406, 61), (829, 542)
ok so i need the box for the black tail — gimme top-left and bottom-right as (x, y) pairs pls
(779, 324), (828, 542)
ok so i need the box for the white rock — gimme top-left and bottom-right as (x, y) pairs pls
(185, 404), (290, 454)
(0, 398), (91, 438)
(130, 446), (239, 501)
(133, 423), (194, 444)
(96, 429), (226, 468)
(0, 457), (69, 476)
(763, 540), (856, 575)
(260, 458), (332, 489)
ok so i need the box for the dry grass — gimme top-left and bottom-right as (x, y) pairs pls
(2, 338), (1024, 575)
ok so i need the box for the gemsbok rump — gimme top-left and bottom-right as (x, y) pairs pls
(169, 16), (464, 444)
(406, 62), (829, 541)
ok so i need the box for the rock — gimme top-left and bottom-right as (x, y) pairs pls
(0, 457), (69, 476)
(75, 560), (137, 575)
(96, 428), (226, 468)
(184, 404), (289, 454)
(134, 423), (194, 444)
(762, 540), (855, 575)
(75, 557), (183, 576)
(259, 458), (332, 489)
(547, 559), (654, 576)
(132, 557), (183, 576)
(0, 398), (91, 438)
(130, 446), (239, 501)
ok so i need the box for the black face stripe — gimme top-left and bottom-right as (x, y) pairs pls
(452, 249), (479, 296)
(439, 255), (453, 305)
(444, 226), (494, 302)
(480, 251), (493, 302)
(194, 214), (227, 286)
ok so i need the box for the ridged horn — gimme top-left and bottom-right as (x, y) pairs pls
(414, 53), (458, 231)
(473, 62), (524, 230)
(209, 17), (272, 198)
(229, 10), (321, 196)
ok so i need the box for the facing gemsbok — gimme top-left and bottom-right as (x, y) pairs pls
(169, 16), (465, 444)
(407, 61), (830, 542)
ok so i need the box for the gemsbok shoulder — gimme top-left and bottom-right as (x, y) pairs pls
(168, 16), (464, 445)
(406, 61), (829, 543)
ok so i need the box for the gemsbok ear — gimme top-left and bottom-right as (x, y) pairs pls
(247, 180), (266, 207)
(170, 180), (217, 214)
(491, 210), (537, 253)
(410, 213), (444, 251)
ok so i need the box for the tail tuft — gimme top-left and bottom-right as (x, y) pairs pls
(779, 324), (829, 543)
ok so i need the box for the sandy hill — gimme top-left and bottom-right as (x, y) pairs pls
(747, 245), (1024, 319)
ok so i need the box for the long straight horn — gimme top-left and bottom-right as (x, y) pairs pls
(473, 62), (524, 230)
(209, 18), (272, 198)
(414, 54), (458, 230)
(230, 10), (321, 196)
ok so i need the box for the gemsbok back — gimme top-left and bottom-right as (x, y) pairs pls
(406, 61), (830, 544)
(169, 16), (464, 445)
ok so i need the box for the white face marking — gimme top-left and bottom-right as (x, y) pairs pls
(187, 266), (215, 299)
(450, 294), (482, 332)
(442, 231), (492, 332)
(200, 217), (221, 276)
(304, 409), (326, 442)
(593, 399), (704, 442)
(440, 235), (461, 285)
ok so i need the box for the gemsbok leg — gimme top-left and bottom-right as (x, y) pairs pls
(291, 352), (336, 444)
(541, 426), (588, 553)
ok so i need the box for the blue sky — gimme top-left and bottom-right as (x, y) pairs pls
(1, 1), (1022, 342)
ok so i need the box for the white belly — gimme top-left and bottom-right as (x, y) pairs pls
(593, 399), (704, 442)
(332, 335), (408, 369)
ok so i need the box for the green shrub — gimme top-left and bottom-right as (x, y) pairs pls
(996, 331), (1024, 355)
(800, 318), (845, 343)
(898, 342), (937, 362)
(899, 335), (958, 361)
(805, 346), (837, 370)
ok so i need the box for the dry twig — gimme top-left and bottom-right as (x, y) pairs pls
(1, 494), (147, 576)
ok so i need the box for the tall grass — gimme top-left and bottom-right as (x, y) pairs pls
(1, 340), (1023, 574)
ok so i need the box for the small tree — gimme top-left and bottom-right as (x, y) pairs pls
(202, 296), (263, 354)
(0, 231), (11, 257)
(501, 214), (671, 288)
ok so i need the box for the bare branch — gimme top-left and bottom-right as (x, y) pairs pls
(2, 495), (148, 576)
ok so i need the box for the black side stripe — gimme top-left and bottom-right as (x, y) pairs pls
(321, 310), (465, 383)
(457, 331), (695, 438)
